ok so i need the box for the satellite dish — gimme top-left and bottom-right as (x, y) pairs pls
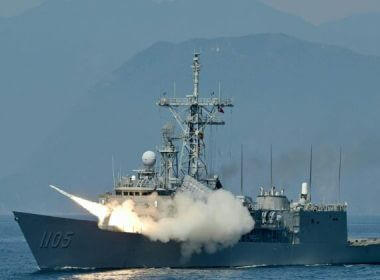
(142, 151), (156, 167)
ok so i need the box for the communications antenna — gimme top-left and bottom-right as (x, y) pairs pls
(338, 146), (342, 202)
(270, 144), (273, 188)
(309, 145), (313, 201)
(240, 144), (244, 195)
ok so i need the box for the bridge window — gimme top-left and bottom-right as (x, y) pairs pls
(157, 190), (170, 195)
(115, 190), (122, 195)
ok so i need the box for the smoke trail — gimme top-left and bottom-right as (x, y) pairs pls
(49, 185), (110, 221)
(50, 185), (254, 257)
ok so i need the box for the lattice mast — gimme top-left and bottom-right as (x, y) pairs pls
(157, 53), (233, 182)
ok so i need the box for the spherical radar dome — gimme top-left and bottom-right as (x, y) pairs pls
(142, 151), (156, 166)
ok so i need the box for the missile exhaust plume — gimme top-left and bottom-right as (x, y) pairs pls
(49, 185), (110, 222)
(49, 184), (254, 257)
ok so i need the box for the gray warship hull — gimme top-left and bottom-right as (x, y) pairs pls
(14, 211), (380, 269)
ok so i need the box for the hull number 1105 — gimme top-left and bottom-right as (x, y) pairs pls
(39, 231), (74, 248)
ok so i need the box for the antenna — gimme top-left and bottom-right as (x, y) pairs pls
(338, 146), (342, 202)
(173, 81), (176, 97)
(218, 81), (221, 101)
(240, 144), (244, 195)
(192, 52), (200, 98)
(112, 156), (115, 188)
(309, 145), (313, 201)
(270, 144), (273, 188)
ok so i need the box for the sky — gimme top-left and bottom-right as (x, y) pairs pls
(1, 0), (380, 23)
(0, 0), (44, 18)
(261, 0), (380, 24)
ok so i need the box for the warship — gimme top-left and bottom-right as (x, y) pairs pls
(14, 54), (380, 269)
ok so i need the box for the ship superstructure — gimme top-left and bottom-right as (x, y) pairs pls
(13, 54), (380, 269)
(99, 53), (232, 207)
(243, 184), (348, 245)
(98, 54), (348, 247)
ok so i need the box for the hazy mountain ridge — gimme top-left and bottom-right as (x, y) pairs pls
(1, 0), (379, 179)
(2, 33), (380, 215)
(310, 12), (380, 57)
(0, 0), (316, 178)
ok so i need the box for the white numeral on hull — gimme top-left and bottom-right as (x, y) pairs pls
(39, 231), (74, 248)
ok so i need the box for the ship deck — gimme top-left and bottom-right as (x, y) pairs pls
(349, 238), (380, 246)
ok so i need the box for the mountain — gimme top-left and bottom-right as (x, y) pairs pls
(311, 12), (380, 57)
(0, 0), (314, 178)
(2, 33), (380, 215)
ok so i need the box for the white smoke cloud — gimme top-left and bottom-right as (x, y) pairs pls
(143, 189), (255, 256)
(50, 185), (254, 257)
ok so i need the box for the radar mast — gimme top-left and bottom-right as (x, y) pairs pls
(157, 53), (233, 184)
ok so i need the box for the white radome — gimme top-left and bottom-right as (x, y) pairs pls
(301, 182), (309, 195)
(142, 150), (156, 166)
